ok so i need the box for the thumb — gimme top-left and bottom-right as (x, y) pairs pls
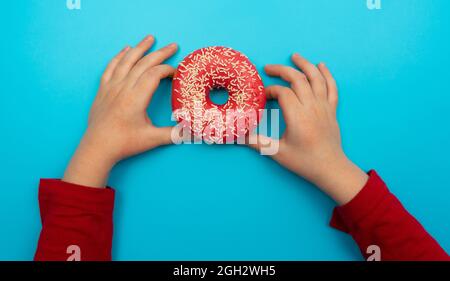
(247, 134), (280, 156)
(148, 126), (175, 147)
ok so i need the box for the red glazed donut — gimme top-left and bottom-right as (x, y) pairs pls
(172, 46), (265, 143)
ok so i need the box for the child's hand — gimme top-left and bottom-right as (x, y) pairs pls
(63, 35), (177, 188)
(250, 54), (368, 205)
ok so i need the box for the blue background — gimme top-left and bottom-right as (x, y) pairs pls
(1, 0), (449, 260)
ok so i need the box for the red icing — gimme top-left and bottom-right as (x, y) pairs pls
(172, 46), (265, 143)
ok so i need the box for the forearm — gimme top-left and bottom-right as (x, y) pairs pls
(36, 35), (177, 261)
(35, 179), (115, 261)
(329, 171), (449, 261)
(310, 154), (369, 206)
(63, 132), (115, 188)
(308, 156), (448, 260)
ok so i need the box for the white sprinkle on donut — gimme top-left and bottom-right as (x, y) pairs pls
(172, 46), (265, 143)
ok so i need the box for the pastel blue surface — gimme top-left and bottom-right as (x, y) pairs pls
(1, 0), (449, 260)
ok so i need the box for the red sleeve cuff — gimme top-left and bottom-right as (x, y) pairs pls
(329, 170), (388, 233)
(38, 179), (115, 217)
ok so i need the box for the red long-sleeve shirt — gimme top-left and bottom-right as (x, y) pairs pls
(34, 170), (449, 261)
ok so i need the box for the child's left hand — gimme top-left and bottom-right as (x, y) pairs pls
(63, 35), (177, 188)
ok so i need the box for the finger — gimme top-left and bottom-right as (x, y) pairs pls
(149, 126), (175, 146)
(247, 134), (281, 158)
(101, 46), (130, 84)
(318, 63), (338, 110)
(264, 64), (314, 104)
(265, 85), (299, 124)
(134, 64), (176, 105)
(129, 43), (178, 80)
(112, 35), (155, 81)
(292, 53), (327, 100)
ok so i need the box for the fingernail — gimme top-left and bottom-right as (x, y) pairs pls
(168, 43), (177, 48)
(121, 46), (130, 53)
(293, 53), (299, 58)
(143, 35), (154, 42)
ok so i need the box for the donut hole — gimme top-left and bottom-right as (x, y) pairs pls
(208, 87), (229, 106)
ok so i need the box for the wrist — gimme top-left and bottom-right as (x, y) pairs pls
(311, 152), (369, 205)
(63, 133), (117, 188)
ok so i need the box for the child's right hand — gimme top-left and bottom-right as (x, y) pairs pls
(249, 54), (368, 205)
